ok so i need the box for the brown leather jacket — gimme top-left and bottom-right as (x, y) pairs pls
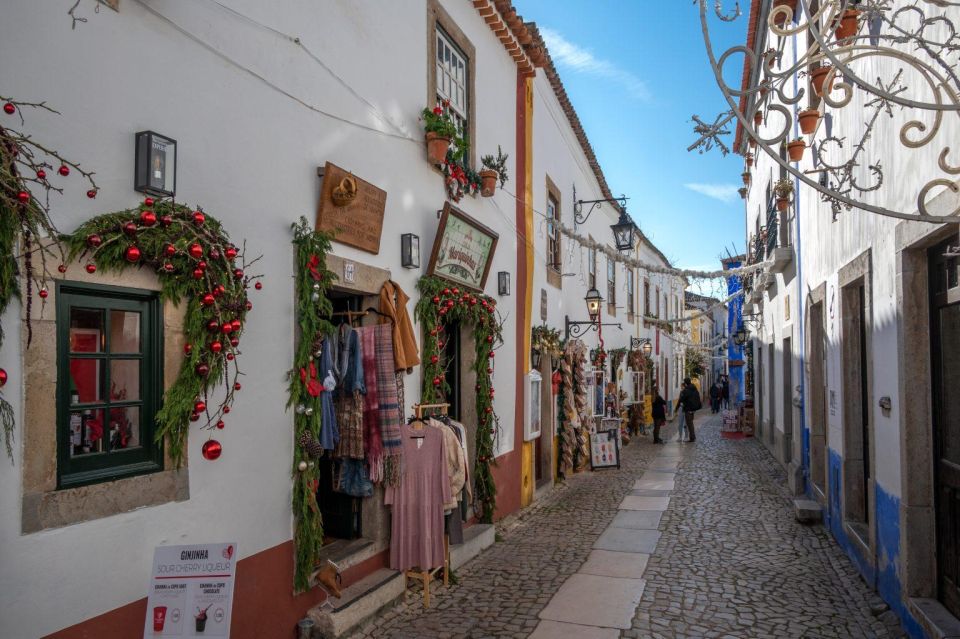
(379, 280), (420, 372)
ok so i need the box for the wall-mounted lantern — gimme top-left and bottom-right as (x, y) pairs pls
(135, 131), (176, 197)
(610, 210), (638, 253)
(401, 233), (420, 269)
(585, 287), (603, 321)
(498, 271), (511, 296)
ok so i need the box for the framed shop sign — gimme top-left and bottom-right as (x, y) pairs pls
(143, 542), (238, 637)
(590, 429), (620, 470)
(316, 162), (386, 254)
(426, 202), (499, 292)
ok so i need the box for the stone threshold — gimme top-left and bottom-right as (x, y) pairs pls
(909, 598), (960, 639)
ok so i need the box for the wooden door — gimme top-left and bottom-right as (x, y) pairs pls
(930, 238), (960, 618)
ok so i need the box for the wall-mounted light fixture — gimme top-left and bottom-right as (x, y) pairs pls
(401, 233), (420, 269)
(135, 131), (176, 197)
(498, 271), (510, 296)
(610, 210), (639, 253)
(630, 336), (653, 357)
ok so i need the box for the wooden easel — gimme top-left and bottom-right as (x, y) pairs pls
(404, 402), (451, 608)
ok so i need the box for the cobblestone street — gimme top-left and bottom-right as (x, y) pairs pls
(349, 412), (907, 639)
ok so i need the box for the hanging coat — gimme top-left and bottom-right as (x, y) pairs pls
(378, 280), (420, 373)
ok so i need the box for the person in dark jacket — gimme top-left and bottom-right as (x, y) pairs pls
(709, 382), (721, 413)
(675, 378), (701, 442)
(651, 385), (667, 444)
(721, 377), (730, 409)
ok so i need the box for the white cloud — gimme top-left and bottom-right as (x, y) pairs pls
(683, 183), (741, 203)
(539, 27), (650, 101)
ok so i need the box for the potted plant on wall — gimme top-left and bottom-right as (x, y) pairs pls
(787, 137), (807, 162)
(835, 6), (861, 40)
(798, 107), (821, 134)
(421, 101), (458, 166)
(742, 171), (752, 186)
(810, 64), (834, 96)
(774, 177), (794, 211)
(479, 146), (509, 197)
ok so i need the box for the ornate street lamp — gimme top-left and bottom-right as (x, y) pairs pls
(610, 210), (638, 253)
(585, 287), (603, 321)
(733, 327), (748, 346)
(565, 287), (620, 340)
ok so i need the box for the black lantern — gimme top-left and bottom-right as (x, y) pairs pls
(642, 340), (653, 357)
(531, 347), (542, 370)
(610, 209), (638, 252)
(733, 327), (748, 346)
(498, 271), (511, 296)
(584, 287), (603, 321)
(401, 233), (420, 269)
(135, 131), (177, 197)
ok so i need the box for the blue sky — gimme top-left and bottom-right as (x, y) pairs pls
(513, 0), (748, 270)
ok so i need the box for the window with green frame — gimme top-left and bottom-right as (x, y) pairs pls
(57, 282), (163, 488)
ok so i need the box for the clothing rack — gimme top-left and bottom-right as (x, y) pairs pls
(404, 401), (452, 608)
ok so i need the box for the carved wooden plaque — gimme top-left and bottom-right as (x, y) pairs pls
(316, 162), (386, 254)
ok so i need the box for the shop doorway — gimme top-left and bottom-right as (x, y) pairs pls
(808, 300), (827, 499)
(929, 239), (960, 618)
(756, 343), (763, 438)
(840, 276), (871, 530)
(782, 336), (793, 464)
(442, 320), (462, 420)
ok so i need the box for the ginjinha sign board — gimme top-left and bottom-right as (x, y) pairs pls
(144, 543), (238, 637)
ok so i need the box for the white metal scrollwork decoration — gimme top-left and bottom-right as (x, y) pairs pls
(694, 0), (960, 223)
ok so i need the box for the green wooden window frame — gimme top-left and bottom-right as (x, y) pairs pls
(56, 282), (163, 488)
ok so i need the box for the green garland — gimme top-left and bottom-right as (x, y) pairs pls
(288, 218), (336, 593)
(415, 275), (502, 523)
(65, 199), (257, 465)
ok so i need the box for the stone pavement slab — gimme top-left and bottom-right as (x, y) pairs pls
(618, 495), (670, 511)
(593, 527), (661, 553)
(638, 471), (675, 482)
(579, 549), (649, 579)
(538, 573), (645, 629)
(611, 510), (663, 530)
(633, 478), (674, 490)
(528, 620), (620, 639)
(628, 488), (671, 497)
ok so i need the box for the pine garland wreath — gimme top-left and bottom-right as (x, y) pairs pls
(415, 275), (503, 523)
(65, 199), (260, 465)
(0, 95), (99, 460)
(288, 217), (336, 593)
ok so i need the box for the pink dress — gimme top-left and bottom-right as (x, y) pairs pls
(385, 422), (452, 571)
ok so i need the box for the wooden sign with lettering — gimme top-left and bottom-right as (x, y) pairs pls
(426, 202), (499, 292)
(316, 162), (386, 254)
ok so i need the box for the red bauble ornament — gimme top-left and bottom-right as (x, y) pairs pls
(58, 264), (67, 273)
(123, 221), (138, 236)
(233, 268), (244, 280)
(209, 248), (221, 260)
(225, 247), (238, 260)
(36, 169), (46, 180)
(207, 319), (220, 332)
(195, 362), (210, 377)
(486, 335), (493, 343)
(210, 341), (222, 353)
(188, 243), (203, 259)
(446, 300), (454, 308)
(489, 351), (495, 359)
(486, 406), (493, 414)
(201, 293), (215, 306)
(194, 400), (207, 413)
(234, 382), (242, 391)
(3, 102), (15, 115)
(198, 261), (208, 271)
(144, 197), (155, 207)
(223, 406), (231, 414)
(164, 243), (176, 257)
(86, 189), (97, 199)
(433, 377), (442, 387)
(160, 215), (173, 227)
(489, 389), (495, 398)
(443, 288), (451, 295)
(452, 288), (460, 295)
(429, 329), (437, 337)
(87, 234), (102, 248)
(487, 367), (493, 374)
(231, 319), (241, 332)
(192, 211), (205, 226)
(221, 323), (232, 334)
(0, 368), (7, 387)
(254, 281), (262, 290)
(432, 296), (441, 304)
(140, 210), (157, 226)
(229, 337), (239, 347)
(226, 353), (234, 361)
(470, 298), (477, 306)
(58, 165), (70, 177)
(193, 268), (204, 280)
(430, 355), (439, 364)
(245, 301), (253, 311)
(85, 263), (97, 274)
(189, 412), (200, 422)
(16, 191), (29, 203)
(437, 340), (445, 348)
(184, 343), (193, 354)
(125, 246), (141, 263)
(201, 439), (222, 461)
(38, 288), (48, 299)
(216, 420), (225, 430)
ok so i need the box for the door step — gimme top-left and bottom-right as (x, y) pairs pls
(794, 499), (823, 524)
(306, 567), (403, 638)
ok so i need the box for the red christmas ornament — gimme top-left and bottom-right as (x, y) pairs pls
(452, 288), (460, 295)
(87, 234), (102, 248)
(225, 247), (238, 260)
(443, 288), (451, 295)
(125, 246), (141, 263)
(432, 296), (441, 304)
(429, 329), (437, 337)
(226, 353), (234, 361)
(254, 281), (262, 290)
(233, 268), (244, 280)
(229, 337), (239, 347)
(140, 210), (157, 226)
(198, 261), (208, 271)
(188, 243), (203, 259)
(58, 264), (67, 273)
(3, 102), (15, 115)
(470, 298), (477, 306)
(486, 335), (493, 343)
(216, 284), (225, 295)
(144, 197), (155, 207)
(163, 243), (176, 257)
(430, 355), (439, 364)
(201, 439), (222, 461)
(223, 406), (231, 414)
(437, 340), (445, 348)
(184, 343), (193, 354)
(193, 269), (204, 280)
(234, 382), (242, 391)
(245, 301), (253, 311)
(446, 300), (454, 308)
(195, 362), (210, 377)
(207, 319), (220, 332)
(38, 288), (48, 299)
(0, 368), (7, 387)
(189, 412), (200, 422)
(201, 293), (215, 307)
(489, 389), (495, 398)
(210, 341), (223, 353)
(485, 406), (493, 414)
(231, 319), (241, 332)
(221, 323), (232, 334)
(489, 351), (495, 359)
(85, 263), (97, 274)
(36, 169), (46, 180)
(123, 221), (138, 237)
(86, 189), (97, 199)
(209, 248), (221, 261)
(216, 420), (225, 430)
(192, 211), (205, 226)
(58, 165), (70, 177)
(16, 191), (29, 203)
(433, 377), (442, 387)
(160, 215), (173, 227)
(487, 367), (493, 374)
(194, 400), (207, 413)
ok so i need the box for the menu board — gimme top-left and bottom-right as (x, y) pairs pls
(590, 429), (620, 470)
(144, 543), (237, 637)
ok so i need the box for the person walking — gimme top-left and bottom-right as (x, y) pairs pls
(721, 377), (730, 410)
(709, 381), (721, 413)
(651, 385), (666, 444)
(675, 377), (702, 443)
(674, 383), (688, 442)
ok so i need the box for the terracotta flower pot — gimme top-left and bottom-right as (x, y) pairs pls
(749, 137), (757, 150)
(426, 132), (451, 166)
(835, 9), (860, 40)
(742, 172), (752, 186)
(798, 108), (821, 135)
(753, 112), (764, 127)
(479, 169), (498, 197)
(746, 153), (754, 168)
(776, 197), (789, 212)
(811, 65), (833, 96)
(787, 139), (806, 162)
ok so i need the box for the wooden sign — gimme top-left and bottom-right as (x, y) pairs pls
(316, 162), (386, 254)
(426, 202), (499, 292)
